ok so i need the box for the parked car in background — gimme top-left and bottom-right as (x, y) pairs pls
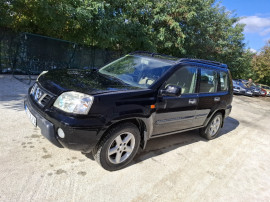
(249, 83), (262, 96)
(232, 80), (253, 96)
(260, 89), (267, 97)
(254, 84), (268, 96)
(236, 79), (262, 96)
(258, 84), (270, 97)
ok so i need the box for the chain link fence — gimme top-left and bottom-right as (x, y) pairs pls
(0, 27), (121, 83)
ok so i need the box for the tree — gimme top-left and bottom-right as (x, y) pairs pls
(1, 0), (250, 77)
(229, 49), (255, 79)
(252, 40), (270, 85)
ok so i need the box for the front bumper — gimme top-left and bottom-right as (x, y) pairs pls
(252, 91), (261, 96)
(245, 91), (253, 96)
(24, 97), (63, 148)
(24, 95), (103, 153)
(233, 89), (246, 95)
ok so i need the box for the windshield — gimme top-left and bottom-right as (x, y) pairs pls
(238, 82), (248, 88)
(99, 55), (172, 88)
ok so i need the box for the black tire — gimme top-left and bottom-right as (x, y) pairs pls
(199, 113), (223, 140)
(93, 123), (140, 171)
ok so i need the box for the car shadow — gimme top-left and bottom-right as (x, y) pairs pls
(131, 116), (239, 166)
(84, 117), (240, 166)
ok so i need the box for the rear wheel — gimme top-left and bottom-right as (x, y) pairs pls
(199, 113), (223, 140)
(93, 123), (140, 171)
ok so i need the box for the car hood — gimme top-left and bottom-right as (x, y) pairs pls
(37, 69), (141, 95)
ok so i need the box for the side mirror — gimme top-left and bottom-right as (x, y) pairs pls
(160, 85), (182, 97)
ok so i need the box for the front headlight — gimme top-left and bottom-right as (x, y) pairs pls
(53, 91), (94, 115)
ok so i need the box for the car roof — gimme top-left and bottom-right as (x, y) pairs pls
(129, 51), (228, 69)
(128, 52), (178, 64)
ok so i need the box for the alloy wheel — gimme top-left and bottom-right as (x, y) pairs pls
(208, 116), (221, 137)
(107, 132), (136, 164)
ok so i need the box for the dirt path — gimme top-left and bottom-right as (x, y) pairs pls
(0, 75), (270, 202)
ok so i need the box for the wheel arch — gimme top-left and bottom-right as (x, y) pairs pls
(98, 118), (148, 150)
(204, 109), (226, 128)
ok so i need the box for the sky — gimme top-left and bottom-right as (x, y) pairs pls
(222, 0), (270, 52)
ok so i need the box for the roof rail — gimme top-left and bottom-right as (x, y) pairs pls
(178, 58), (228, 68)
(129, 51), (227, 68)
(129, 51), (179, 60)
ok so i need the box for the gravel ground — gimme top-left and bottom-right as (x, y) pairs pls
(0, 75), (270, 202)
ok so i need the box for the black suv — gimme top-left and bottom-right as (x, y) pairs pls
(25, 52), (233, 171)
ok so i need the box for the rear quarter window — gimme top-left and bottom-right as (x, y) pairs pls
(219, 71), (228, 91)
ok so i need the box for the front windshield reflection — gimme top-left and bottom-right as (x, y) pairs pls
(99, 55), (172, 88)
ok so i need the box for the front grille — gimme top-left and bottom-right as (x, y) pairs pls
(40, 94), (52, 105)
(30, 83), (53, 107)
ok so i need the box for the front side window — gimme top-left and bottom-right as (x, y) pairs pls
(165, 66), (198, 94)
(199, 68), (218, 93)
(99, 55), (172, 88)
(219, 71), (228, 91)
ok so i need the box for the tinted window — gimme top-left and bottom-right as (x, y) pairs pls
(219, 72), (228, 91)
(166, 66), (197, 94)
(199, 69), (218, 93)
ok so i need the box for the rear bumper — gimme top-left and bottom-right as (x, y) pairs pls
(225, 105), (232, 118)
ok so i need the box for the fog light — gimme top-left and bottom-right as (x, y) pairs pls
(57, 128), (65, 138)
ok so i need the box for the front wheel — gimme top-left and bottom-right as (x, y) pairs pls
(199, 113), (223, 140)
(93, 123), (140, 171)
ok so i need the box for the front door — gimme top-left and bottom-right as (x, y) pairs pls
(152, 66), (199, 136)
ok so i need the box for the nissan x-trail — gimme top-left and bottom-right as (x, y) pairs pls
(25, 52), (233, 171)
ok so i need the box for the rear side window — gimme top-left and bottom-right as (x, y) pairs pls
(219, 71), (228, 91)
(199, 69), (218, 93)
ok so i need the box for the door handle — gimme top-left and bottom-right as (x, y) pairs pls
(189, 99), (197, 105)
(214, 97), (220, 102)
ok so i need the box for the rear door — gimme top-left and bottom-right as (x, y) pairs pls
(152, 65), (199, 136)
(194, 67), (229, 127)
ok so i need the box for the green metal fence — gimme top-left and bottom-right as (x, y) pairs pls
(0, 27), (121, 77)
